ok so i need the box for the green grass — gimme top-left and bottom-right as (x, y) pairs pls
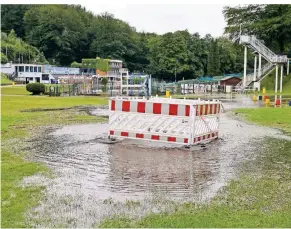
(1, 86), (30, 95)
(1, 72), (14, 85)
(260, 70), (291, 94)
(234, 107), (291, 132)
(100, 107), (291, 228)
(2, 151), (49, 227)
(1, 88), (108, 228)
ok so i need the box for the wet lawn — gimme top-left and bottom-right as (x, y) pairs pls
(1, 91), (108, 228)
(100, 107), (291, 228)
(234, 107), (291, 133)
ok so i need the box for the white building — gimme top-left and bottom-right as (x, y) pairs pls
(0, 63), (55, 84)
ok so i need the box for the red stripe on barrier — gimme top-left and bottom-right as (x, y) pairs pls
(184, 138), (188, 143)
(200, 105), (203, 116)
(185, 105), (190, 116)
(217, 104), (220, 113)
(111, 100), (115, 111)
(153, 103), (162, 114)
(213, 104), (217, 114)
(169, 104), (178, 115)
(212, 133), (215, 138)
(205, 104), (209, 115)
(137, 102), (145, 113)
(208, 134), (211, 139)
(151, 135), (160, 140)
(168, 137), (176, 142)
(122, 101), (130, 112)
(197, 136), (201, 142)
(110, 130), (114, 135)
(121, 132), (128, 137)
(136, 133), (144, 138)
(202, 135), (206, 140)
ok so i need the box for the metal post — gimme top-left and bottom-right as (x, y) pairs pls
(275, 64), (278, 93)
(280, 65), (283, 93)
(126, 75), (129, 96)
(149, 75), (152, 96)
(287, 59), (290, 75)
(253, 55), (257, 81)
(120, 74), (123, 96)
(243, 46), (247, 86)
(258, 53), (262, 78)
(183, 77), (185, 95)
(175, 66), (177, 83)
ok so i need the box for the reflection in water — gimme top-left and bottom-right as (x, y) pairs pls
(106, 144), (218, 201)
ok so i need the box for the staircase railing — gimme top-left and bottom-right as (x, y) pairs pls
(240, 35), (288, 64)
(244, 62), (275, 86)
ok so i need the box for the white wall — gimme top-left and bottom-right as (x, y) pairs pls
(1, 63), (14, 74)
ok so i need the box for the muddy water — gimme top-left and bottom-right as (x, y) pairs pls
(23, 96), (288, 227)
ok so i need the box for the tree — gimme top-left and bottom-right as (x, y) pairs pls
(1, 5), (32, 37)
(147, 31), (190, 81)
(100, 77), (108, 92)
(223, 4), (291, 53)
(1, 53), (8, 64)
(24, 5), (88, 66)
(89, 12), (138, 71)
(1, 30), (48, 64)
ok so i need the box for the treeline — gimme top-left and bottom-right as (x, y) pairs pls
(2, 4), (290, 80)
(1, 30), (47, 64)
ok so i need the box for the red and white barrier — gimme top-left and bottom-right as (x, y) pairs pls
(109, 96), (221, 145)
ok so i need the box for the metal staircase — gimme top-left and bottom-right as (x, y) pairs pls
(240, 35), (288, 64)
(244, 62), (275, 86)
(238, 35), (288, 87)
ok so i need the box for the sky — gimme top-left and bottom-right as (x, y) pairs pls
(81, 4), (227, 37)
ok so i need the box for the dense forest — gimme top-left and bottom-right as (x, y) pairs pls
(1, 4), (291, 81)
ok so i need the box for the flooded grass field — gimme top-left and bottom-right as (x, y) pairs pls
(2, 90), (290, 227)
(18, 96), (291, 227)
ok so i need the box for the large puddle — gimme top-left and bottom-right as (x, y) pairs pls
(22, 95), (289, 227)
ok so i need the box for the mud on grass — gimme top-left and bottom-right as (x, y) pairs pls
(1, 94), (108, 228)
(100, 138), (291, 228)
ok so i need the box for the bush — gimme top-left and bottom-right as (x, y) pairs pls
(26, 83), (45, 95)
(70, 61), (82, 68)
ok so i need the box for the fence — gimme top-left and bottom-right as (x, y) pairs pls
(108, 96), (221, 146)
(45, 83), (100, 96)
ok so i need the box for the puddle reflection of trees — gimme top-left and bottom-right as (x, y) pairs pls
(106, 144), (221, 199)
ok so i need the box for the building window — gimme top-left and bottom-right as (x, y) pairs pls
(29, 77), (33, 80)
(30, 66), (33, 72)
(34, 66), (37, 72)
(19, 66), (24, 72)
(25, 66), (29, 72)
(42, 74), (49, 81)
(38, 67), (42, 72)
